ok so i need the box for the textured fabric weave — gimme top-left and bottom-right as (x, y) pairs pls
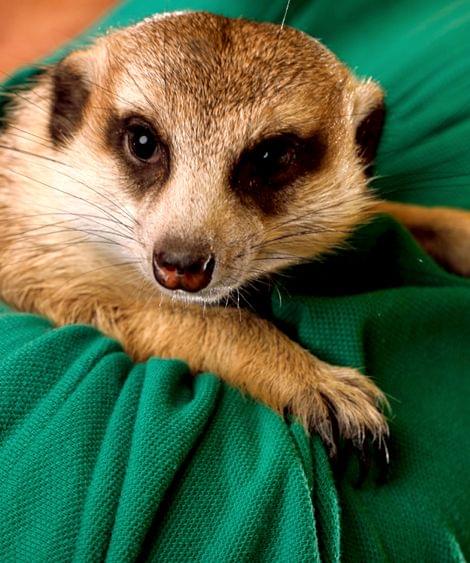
(0, 0), (469, 561)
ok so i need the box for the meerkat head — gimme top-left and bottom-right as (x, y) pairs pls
(7, 12), (384, 304)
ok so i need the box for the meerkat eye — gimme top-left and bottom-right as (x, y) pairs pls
(124, 119), (161, 163)
(231, 133), (324, 194)
(245, 135), (299, 188)
(256, 137), (297, 172)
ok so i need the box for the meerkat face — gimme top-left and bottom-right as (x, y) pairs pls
(9, 12), (384, 304)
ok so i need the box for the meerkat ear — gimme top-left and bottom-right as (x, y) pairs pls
(49, 50), (92, 146)
(353, 78), (385, 174)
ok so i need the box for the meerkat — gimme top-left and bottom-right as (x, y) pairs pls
(1, 12), (469, 455)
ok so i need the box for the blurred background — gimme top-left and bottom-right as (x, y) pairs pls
(0, 0), (116, 74)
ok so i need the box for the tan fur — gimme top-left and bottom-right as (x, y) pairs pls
(376, 201), (470, 276)
(3, 11), (465, 452)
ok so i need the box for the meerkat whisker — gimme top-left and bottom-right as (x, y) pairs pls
(4, 164), (137, 231)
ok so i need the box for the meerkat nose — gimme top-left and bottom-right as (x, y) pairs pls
(152, 247), (215, 292)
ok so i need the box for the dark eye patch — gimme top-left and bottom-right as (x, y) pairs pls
(105, 113), (171, 197)
(230, 132), (326, 214)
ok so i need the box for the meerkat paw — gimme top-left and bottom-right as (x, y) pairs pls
(287, 362), (389, 458)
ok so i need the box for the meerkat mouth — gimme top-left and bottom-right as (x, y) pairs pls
(158, 283), (237, 305)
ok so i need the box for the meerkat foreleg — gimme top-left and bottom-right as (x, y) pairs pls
(28, 287), (388, 453)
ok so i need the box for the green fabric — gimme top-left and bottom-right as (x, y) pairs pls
(1, 0), (469, 561)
